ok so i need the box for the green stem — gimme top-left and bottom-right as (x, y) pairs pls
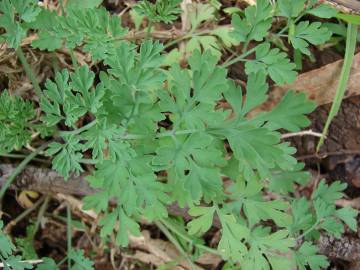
(160, 218), (220, 255)
(121, 129), (199, 140)
(5, 196), (45, 232)
(0, 153), (49, 164)
(69, 50), (78, 69)
(316, 23), (358, 151)
(242, 40), (250, 54)
(58, 0), (66, 15)
(277, 11), (306, 36)
(155, 220), (196, 269)
(67, 204), (72, 269)
(16, 47), (42, 98)
(163, 29), (213, 50)
(79, 159), (98, 165)
(32, 195), (51, 238)
(146, 21), (153, 39)
(296, 220), (321, 241)
(59, 121), (97, 136)
(57, 257), (67, 267)
(0, 143), (48, 200)
(221, 45), (258, 68)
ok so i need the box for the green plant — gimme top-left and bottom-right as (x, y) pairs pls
(0, 0), (358, 269)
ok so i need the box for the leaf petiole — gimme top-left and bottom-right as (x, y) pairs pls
(59, 121), (97, 136)
(16, 47), (42, 98)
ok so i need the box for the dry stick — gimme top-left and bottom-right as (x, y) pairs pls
(67, 203), (72, 269)
(32, 195), (51, 238)
(281, 130), (324, 139)
(0, 260), (43, 268)
(4, 196), (45, 233)
(0, 144), (48, 200)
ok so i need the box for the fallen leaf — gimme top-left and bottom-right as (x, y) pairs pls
(255, 52), (360, 113)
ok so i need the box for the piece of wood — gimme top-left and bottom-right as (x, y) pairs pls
(326, 0), (360, 14)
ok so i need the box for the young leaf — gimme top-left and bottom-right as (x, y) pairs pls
(277, 0), (306, 18)
(223, 125), (296, 180)
(32, 7), (127, 59)
(36, 258), (59, 270)
(159, 50), (228, 130)
(290, 21), (332, 55)
(68, 249), (94, 270)
(312, 180), (347, 203)
(0, 221), (16, 258)
(335, 206), (358, 232)
(295, 242), (329, 270)
(307, 4), (337, 19)
(0, 0), (41, 48)
(46, 135), (84, 179)
(67, 0), (103, 10)
(115, 209), (141, 247)
(269, 163), (310, 194)
(289, 197), (313, 234)
(260, 91), (316, 132)
(242, 228), (295, 270)
(245, 43), (297, 85)
(189, 3), (215, 31)
(231, 0), (273, 43)
(15, 225), (37, 260)
(244, 199), (293, 227)
(187, 206), (215, 235)
(3, 256), (32, 270)
(217, 212), (250, 261)
(134, 0), (182, 24)
(0, 91), (35, 153)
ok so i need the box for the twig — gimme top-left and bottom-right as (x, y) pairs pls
(281, 130), (324, 139)
(32, 195), (51, 238)
(4, 196), (45, 233)
(67, 203), (72, 269)
(297, 150), (360, 160)
(336, 197), (360, 210)
(0, 143), (48, 200)
(0, 260), (43, 268)
(155, 220), (197, 269)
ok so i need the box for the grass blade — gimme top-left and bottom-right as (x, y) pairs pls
(316, 23), (358, 152)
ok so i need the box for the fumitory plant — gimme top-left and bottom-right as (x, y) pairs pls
(0, 0), (358, 269)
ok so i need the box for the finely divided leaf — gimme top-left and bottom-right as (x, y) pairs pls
(231, 0), (273, 43)
(46, 135), (84, 179)
(187, 206), (215, 235)
(245, 43), (297, 85)
(290, 21), (332, 55)
(68, 249), (94, 270)
(260, 91), (316, 132)
(295, 242), (329, 270)
(307, 4), (337, 19)
(0, 91), (35, 152)
(134, 0), (182, 24)
(277, 0), (306, 18)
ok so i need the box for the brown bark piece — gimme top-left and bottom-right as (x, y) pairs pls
(326, 0), (360, 13)
(318, 234), (360, 262)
